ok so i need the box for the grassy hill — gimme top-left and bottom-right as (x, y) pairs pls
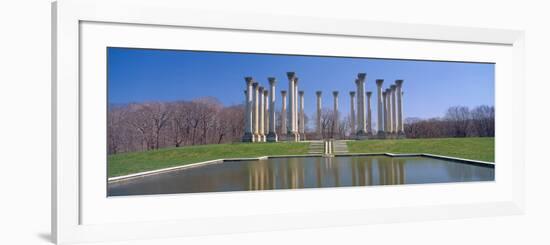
(347, 137), (494, 162)
(108, 142), (309, 177)
(108, 137), (494, 178)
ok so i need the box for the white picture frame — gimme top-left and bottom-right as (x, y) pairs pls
(52, 0), (525, 244)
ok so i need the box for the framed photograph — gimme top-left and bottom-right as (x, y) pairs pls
(52, 0), (525, 244)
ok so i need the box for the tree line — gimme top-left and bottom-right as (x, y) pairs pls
(404, 105), (495, 138)
(108, 99), (494, 154)
(108, 97), (245, 154)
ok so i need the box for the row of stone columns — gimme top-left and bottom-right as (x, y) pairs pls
(242, 77), (279, 142)
(376, 79), (405, 138)
(242, 72), (405, 142)
(350, 74), (405, 139)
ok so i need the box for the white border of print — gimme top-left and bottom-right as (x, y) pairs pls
(52, 0), (525, 244)
(81, 21), (509, 225)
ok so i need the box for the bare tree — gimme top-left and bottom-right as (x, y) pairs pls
(445, 106), (471, 137)
(107, 105), (127, 154)
(404, 105), (494, 138)
(471, 105), (494, 137)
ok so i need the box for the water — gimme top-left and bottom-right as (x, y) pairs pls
(108, 156), (494, 196)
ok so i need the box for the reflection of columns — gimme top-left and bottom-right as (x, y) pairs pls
(263, 89), (269, 140)
(242, 77), (254, 142)
(390, 85), (397, 137)
(396, 80), (405, 137)
(281, 90), (287, 137)
(258, 86), (265, 142)
(267, 78), (278, 142)
(356, 73), (367, 136)
(366, 91), (373, 136)
(349, 91), (356, 136)
(286, 72), (299, 141)
(298, 91), (305, 140)
(316, 91), (322, 137)
(252, 82), (260, 142)
(376, 79), (385, 138)
(333, 91), (339, 138)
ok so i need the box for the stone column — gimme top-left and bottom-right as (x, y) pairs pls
(366, 91), (373, 136)
(356, 73), (367, 137)
(242, 77), (254, 142)
(286, 72), (298, 141)
(316, 91), (322, 137)
(263, 89), (269, 141)
(386, 88), (393, 137)
(390, 85), (397, 138)
(258, 86), (265, 142)
(395, 80), (405, 138)
(294, 77), (300, 141)
(281, 90), (287, 138)
(298, 91), (305, 140)
(382, 90), (390, 137)
(252, 82), (260, 142)
(376, 79), (385, 138)
(333, 91), (339, 139)
(267, 78), (278, 142)
(349, 91), (356, 137)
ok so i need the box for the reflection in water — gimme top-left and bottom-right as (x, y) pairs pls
(108, 156), (495, 196)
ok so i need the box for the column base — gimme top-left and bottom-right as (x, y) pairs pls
(286, 132), (300, 142)
(267, 133), (278, 142)
(376, 131), (386, 139)
(259, 134), (266, 142)
(241, 132), (254, 142)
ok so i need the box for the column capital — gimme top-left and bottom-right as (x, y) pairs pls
(245, 77), (254, 85)
(395, 79), (404, 86)
(281, 90), (287, 96)
(390, 85), (397, 90)
(350, 91), (356, 96)
(286, 72), (296, 81)
(316, 91), (322, 96)
(376, 79), (384, 86)
(366, 91), (372, 98)
(252, 82), (259, 88)
(268, 77), (276, 85)
(298, 90), (304, 96)
(294, 77), (299, 85)
(258, 86), (264, 92)
(264, 90), (269, 96)
(333, 91), (339, 97)
(357, 73), (366, 81)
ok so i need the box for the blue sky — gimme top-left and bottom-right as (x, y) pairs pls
(108, 47), (494, 120)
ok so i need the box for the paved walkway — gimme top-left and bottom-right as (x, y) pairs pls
(307, 140), (349, 155)
(332, 140), (349, 154)
(307, 141), (324, 154)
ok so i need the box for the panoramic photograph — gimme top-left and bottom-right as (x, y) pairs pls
(106, 47), (495, 196)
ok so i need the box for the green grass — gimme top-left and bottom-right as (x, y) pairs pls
(347, 137), (494, 162)
(108, 142), (309, 177)
(109, 137), (494, 178)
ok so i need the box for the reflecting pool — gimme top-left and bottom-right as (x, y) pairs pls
(108, 155), (494, 196)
